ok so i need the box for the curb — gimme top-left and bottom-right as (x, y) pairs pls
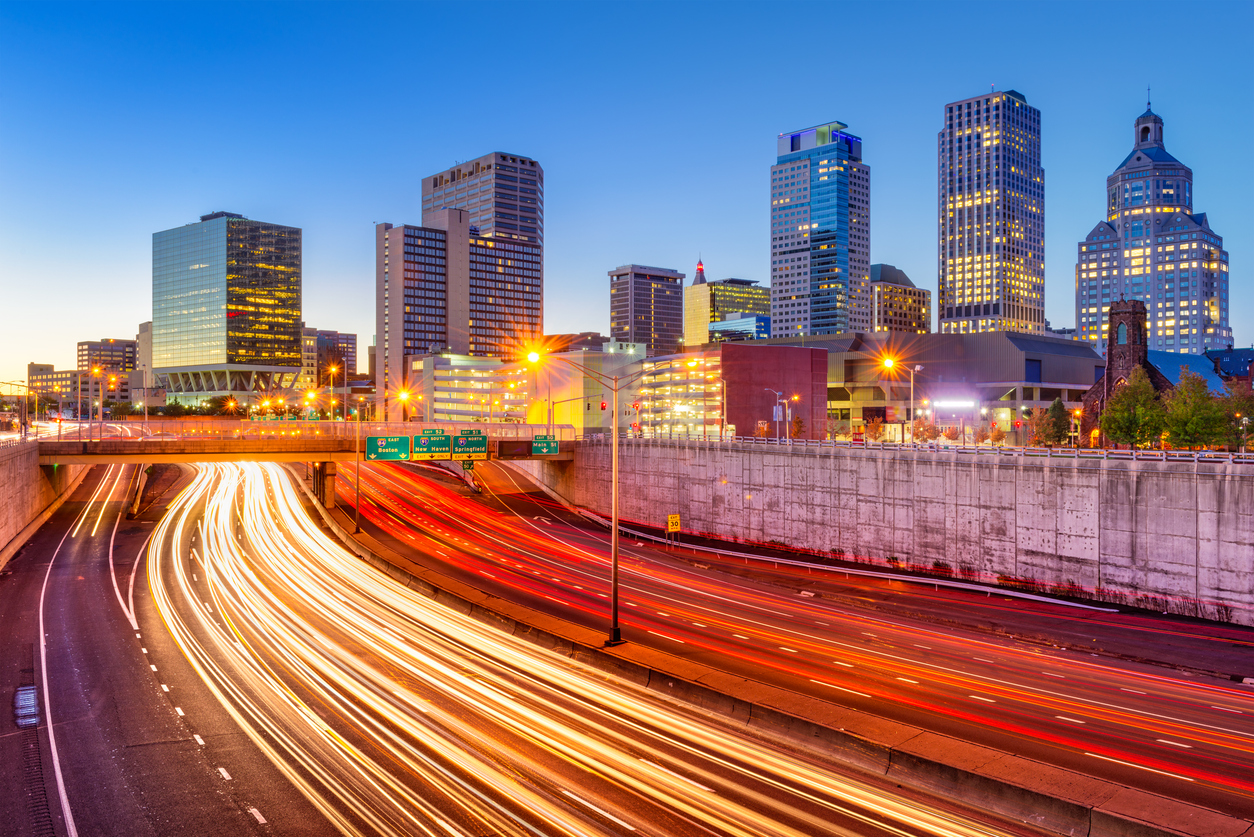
(288, 465), (1253, 837)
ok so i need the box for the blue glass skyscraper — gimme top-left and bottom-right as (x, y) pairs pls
(769, 121), (871, 336)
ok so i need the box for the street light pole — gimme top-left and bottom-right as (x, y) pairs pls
(610, 374), (621, 645)
(355, 397), (363, 533)
(765, 388), (782, 440)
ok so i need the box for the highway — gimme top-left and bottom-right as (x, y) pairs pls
(143, 460), (1032, 836)
(336, 459), (1254, 819)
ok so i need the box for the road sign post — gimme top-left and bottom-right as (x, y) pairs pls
(532, 434), (558, 455)
(366, 436), (411, 461)
(667, 513), (681, 549)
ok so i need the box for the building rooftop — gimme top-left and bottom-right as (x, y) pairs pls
(1146, 350), (1227, 393)
(869, 264), (915, 289)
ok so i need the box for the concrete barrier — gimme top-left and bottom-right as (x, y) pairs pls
(0, 443), (88, 571)
(287, 465), (1253, 837)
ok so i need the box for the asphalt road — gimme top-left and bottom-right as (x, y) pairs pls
(334, 458), (1254, 819)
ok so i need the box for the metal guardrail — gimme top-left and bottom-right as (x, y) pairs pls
(572, 432), (1254, 465)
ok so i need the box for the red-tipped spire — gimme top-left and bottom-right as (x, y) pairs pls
(694, 258), (706, 285)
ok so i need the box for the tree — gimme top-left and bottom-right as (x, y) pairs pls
(989, 424), (1007, 445)
(864, 417), (885, 441)
(974, 425), (990, 445)
(790, 414), (806, 439)
(941, 425), (959, 442)
(1041, 397), (1071, 446)
(111, 401), (135, 418)
(1099, 366), (1164, 448)
(1218, 381), (1254, 450)
(1163, 368), (1225, 450)
(162, 402), (188, 418)
(1025, 407), (1052, 445)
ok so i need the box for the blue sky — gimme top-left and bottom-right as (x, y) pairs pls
(2, 0), (1250, 382)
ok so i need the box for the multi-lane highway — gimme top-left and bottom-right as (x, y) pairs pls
(336, 459), (1254, 819)
(3, 459), (1040, 835)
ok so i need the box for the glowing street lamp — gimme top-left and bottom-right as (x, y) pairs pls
(397, 389), (410, 422)
(882, 357), (924, 443)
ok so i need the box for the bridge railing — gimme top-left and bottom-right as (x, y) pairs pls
(35, 420), (577, 443)
(573, 432), (1254, 465)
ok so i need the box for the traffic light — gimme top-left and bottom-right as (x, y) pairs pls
(632, 401), (640, 411)
(1014, 421), (1022, 428)
(600, 400), (607, 411)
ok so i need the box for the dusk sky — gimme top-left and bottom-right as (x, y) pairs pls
(2, 0), (1250, 383)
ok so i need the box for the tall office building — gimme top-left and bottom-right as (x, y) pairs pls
(1074, 104), (1232, 354)
(316, 330), (358, 375)
(77, 338), (137, 373)
(376, 207), (542, 419)
(422, 151), (543, 247)
(938, 90), (1044, 334)
(135, 322), (153, 391)
(608, 264), (685, 356)
(684, 260), (771, 346)
(870, 264), (931, 334)
(770, 121), (870, 336)
(153, 211), (302, 403)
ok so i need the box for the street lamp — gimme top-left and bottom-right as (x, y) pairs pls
(397, 389), (410, 422)
(528, 349), (641, 646)
(1240, 415), (1249, 456)
(764, 388), (783, 441)
(355, 395), (365, 532)
(882, 358), (923, 444)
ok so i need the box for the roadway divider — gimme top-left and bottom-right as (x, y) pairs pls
(286, 464), (1253, 837)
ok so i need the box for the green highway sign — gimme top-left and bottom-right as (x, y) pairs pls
(452, 433), (489, 461)
(366, 436), (411, 461)
(532, 435), (558, 455)
(460, 428), (484, 435)
(462, 460), (475, 471)
(534, 434), (555, 440)
(413, 433), (451, 461)
(420, 428), (445, 435)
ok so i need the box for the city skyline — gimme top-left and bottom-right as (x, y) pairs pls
(2, 2), (1251, 387)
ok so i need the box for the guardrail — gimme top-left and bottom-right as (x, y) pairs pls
(33, 420), (578, 443)
(572, 433), (1254, 465)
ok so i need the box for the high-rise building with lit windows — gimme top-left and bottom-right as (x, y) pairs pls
(938, 90), (1044, 335)
(1074, 104), (1231, 355)
(769, 121), (870, 336)
(152, 211), (302, 404)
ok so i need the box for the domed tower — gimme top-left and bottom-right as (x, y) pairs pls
(1133, 102), (1164, 150)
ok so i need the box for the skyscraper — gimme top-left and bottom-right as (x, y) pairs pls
(870, 264), (931, 334)
(770, 121), (870, 335)
(608, 264), (685, 356)
(938, 90), (1044, 335)
(152, 212), (302, 403)
(684, 260), (771, 347)
(1074, 104), (1232, 354)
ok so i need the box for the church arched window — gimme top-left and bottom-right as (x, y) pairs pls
(1117, 323), (1128, 345)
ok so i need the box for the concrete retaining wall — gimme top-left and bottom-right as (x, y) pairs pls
(513, 440), (1254, 625)
(0, 443), (87, 570)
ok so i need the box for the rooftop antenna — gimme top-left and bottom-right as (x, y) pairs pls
(990, 82), (994, 94)
(1147, 85), (1151, 110)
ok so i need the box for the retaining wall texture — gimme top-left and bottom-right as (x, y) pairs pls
(513, 441), (1254, 625)
(291, 465), (1252, 837)
(0, 443), (86, 570)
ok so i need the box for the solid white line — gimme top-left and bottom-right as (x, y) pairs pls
(1084, 752), (1194, 781)
(561, 791), (636, 830)
(127, 532), (150, 631)
(91, 467), (126, 537)
(811, 679), (871, 698)
(639, 759), (714, 792)
(108, 466), (139, 630)
(37, 469), (106, 837)
(71, 465), (113, 537)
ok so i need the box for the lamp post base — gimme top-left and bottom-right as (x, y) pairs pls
(605, 628), (625, 647)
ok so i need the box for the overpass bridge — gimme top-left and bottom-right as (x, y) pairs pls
(36, 420), (575, 465)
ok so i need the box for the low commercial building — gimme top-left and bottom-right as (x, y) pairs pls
(708, 314), (771, 343)
(869, 264), (930, 334)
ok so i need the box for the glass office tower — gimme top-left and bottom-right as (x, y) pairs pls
(153, 211), (302, 403)
(770, 121), (871, 336)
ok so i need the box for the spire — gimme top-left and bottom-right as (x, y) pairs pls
(693, 258), (706, 285)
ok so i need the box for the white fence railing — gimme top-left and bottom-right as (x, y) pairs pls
(574, 432), (1254, 465)
(35, 420), (577, 443)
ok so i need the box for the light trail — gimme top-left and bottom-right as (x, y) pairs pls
(149, 462), (1020, 836)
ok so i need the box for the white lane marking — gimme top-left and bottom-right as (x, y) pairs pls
(639, 759), (713, 792)
(648, 631), (684, 644)
(175, 707), (185, 716)
(128, 533), (150, 634)
(561, 790), (636, 831)
(832, 661), (854, 667)
(150, 664), (158, 671)
(732, 634), (749, 640)
(161, 684), (169, 692)
(1121, 688), (1147, 695)
(897, 678), (919, 684)
(969, 695), (996, 703)
(913, 644), (931, 650)
(1055, 715), (1085, 724)
(691, 623), (706, 628)
(37, 468), (109, 837)
(1084, 753), (1194, 782)
(71, 464), (114, 537)
(141, 648), (147, 654)
(91, 466), (126, 536)
(779, 647), (799, 653)
(193, 735), (205, 746)
(1041, 672), (1066, 678)
(218, 767), (232, 780)
(811, 679), (871, 699)
(1211, 705), (1244, 714)
(861, 632), (877, 638)
(973, 657), (996, 663)
(249, 808), (267, 824)
(1157, 739), (1193, 748)
(108, 467), (140, 629)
